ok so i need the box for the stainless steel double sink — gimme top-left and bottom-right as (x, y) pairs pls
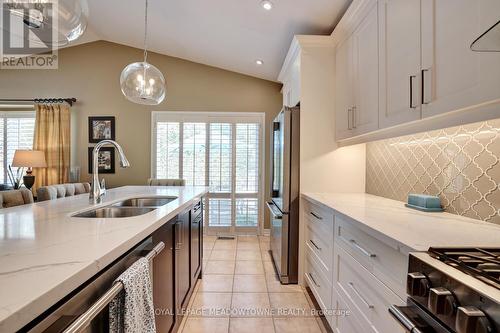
(73, 196), (177, 218)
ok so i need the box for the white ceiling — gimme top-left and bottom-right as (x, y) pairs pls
(81, 0), (351, 81)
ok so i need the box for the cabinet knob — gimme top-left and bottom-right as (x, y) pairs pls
(406, 272), (430, 297)
(456, 306), (492, 333)
(428, 287), (457, 317)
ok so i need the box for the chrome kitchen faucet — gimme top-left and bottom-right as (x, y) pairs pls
(90, 140), (130, 204)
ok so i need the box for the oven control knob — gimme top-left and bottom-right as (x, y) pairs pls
(407, 272), (430, 297)
(456, 306), (492, 333)
(428, 287), (457, 316)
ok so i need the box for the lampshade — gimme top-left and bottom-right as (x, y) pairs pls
(5, 0), (88, 47)
(120, 62), (166, 105)
(12, 150), (47, 168)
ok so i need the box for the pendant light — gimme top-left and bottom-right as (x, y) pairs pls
(120, 0), (166, 105)
(5, 0), (88, 47)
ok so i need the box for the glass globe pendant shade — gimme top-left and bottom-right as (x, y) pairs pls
(5, 0), (89, 47)
(120, 62), (166, 105)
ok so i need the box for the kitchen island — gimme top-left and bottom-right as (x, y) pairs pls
(0, 185), (207, 332)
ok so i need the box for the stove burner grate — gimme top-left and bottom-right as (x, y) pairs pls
(429, 247), (500, 290)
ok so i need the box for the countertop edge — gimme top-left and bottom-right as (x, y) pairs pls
(302, 192), (418, 253)
(301, 192), (500, 252)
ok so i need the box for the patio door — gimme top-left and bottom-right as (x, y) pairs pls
(152, 112), (265, 235)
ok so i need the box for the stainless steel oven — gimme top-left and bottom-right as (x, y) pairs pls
(268, 106), (299, 284)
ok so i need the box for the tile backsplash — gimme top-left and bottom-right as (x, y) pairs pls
(366, 118), (500, 225)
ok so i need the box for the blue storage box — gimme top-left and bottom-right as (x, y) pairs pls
(405, 193), (443, 212)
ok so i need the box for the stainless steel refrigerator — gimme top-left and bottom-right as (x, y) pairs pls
(267, 106), (300, 284)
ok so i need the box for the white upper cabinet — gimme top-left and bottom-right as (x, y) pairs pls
(281, 51), (301, 107)
(353, 2), (379, 135)
(378, 0), (422, 128)
(335, 36), (354, 140)
(331, 0), (500, 144)
(421, 0), (500, 118)
(335, 2), (379, 140)
(282, 82), (291, 106)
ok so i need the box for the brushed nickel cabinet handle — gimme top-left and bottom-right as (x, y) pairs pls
(308, 272), (320, 288)
(347, 107), (352, 130)
(409, 75), (417, 109)
(421, 68), (431, 104)
(352, 106), (357, 129)
(310, 239), (322, 251)
(349, 282), (374, 309)
(349, 239), (376, 258)
(310, 211), (323, 220)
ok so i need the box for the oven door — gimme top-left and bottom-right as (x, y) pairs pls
(389, 298), (453, 333)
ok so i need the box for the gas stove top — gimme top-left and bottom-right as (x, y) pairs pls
(429, 247), (500, 290)
(389, 249), (500, 333)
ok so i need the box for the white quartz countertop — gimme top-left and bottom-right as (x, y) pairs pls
(0, 186), (208, 332)
(302, 192), (500, 252)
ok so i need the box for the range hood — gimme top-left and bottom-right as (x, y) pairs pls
(470, 19), (500, 52)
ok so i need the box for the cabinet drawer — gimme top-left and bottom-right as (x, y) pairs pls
(305, 221), (333, 280)
(304, 246), (332, 312)
(332, 289), (369, 333)
(303, 198), (334, 243)
(334, 214), (407, 298)
(334, 243), (405, 333)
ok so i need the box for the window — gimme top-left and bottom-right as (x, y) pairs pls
(152, 112), (264, 233)
(183, 123), (206, 186)
(155, 122), (179, 179)
(209, 123), (232, 193)
(0, 111), (36, 184)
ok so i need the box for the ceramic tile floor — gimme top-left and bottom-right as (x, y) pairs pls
(179, 235), (330, 333)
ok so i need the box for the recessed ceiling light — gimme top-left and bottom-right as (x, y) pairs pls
(260, 0), (273, 11)
(256, 59), (264, 65)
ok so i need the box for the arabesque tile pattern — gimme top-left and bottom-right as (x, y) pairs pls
(366, 118), (500, 224)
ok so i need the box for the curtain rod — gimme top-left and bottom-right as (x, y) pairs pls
(0, 98), (77, 106)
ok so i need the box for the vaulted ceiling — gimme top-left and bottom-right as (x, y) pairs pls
(80, 0), (351, 81)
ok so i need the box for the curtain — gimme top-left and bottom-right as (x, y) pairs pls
(32, 104), (71, 190)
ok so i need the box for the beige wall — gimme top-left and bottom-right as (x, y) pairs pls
(0, 40), (282, 227)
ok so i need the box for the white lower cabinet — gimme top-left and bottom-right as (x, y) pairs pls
(302, 196), (407, 333)
(303, 198), (334, 325)
(304, 247), (332, 312)
(335, 214), (408, 299)
(332, 289), (366, 333)
(333, 244), (406, 333)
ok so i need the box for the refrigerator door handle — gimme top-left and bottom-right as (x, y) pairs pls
(270, 121), (280, 198)
(266, 201), (283, 219)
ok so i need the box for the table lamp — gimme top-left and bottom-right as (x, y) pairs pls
(12, 150), (47, 190)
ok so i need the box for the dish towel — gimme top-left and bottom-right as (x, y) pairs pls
(109, 257), (156, 333)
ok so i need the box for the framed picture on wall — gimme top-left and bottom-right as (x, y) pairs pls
(88, 116), (115, 143)
(88, 147), (115, 174)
